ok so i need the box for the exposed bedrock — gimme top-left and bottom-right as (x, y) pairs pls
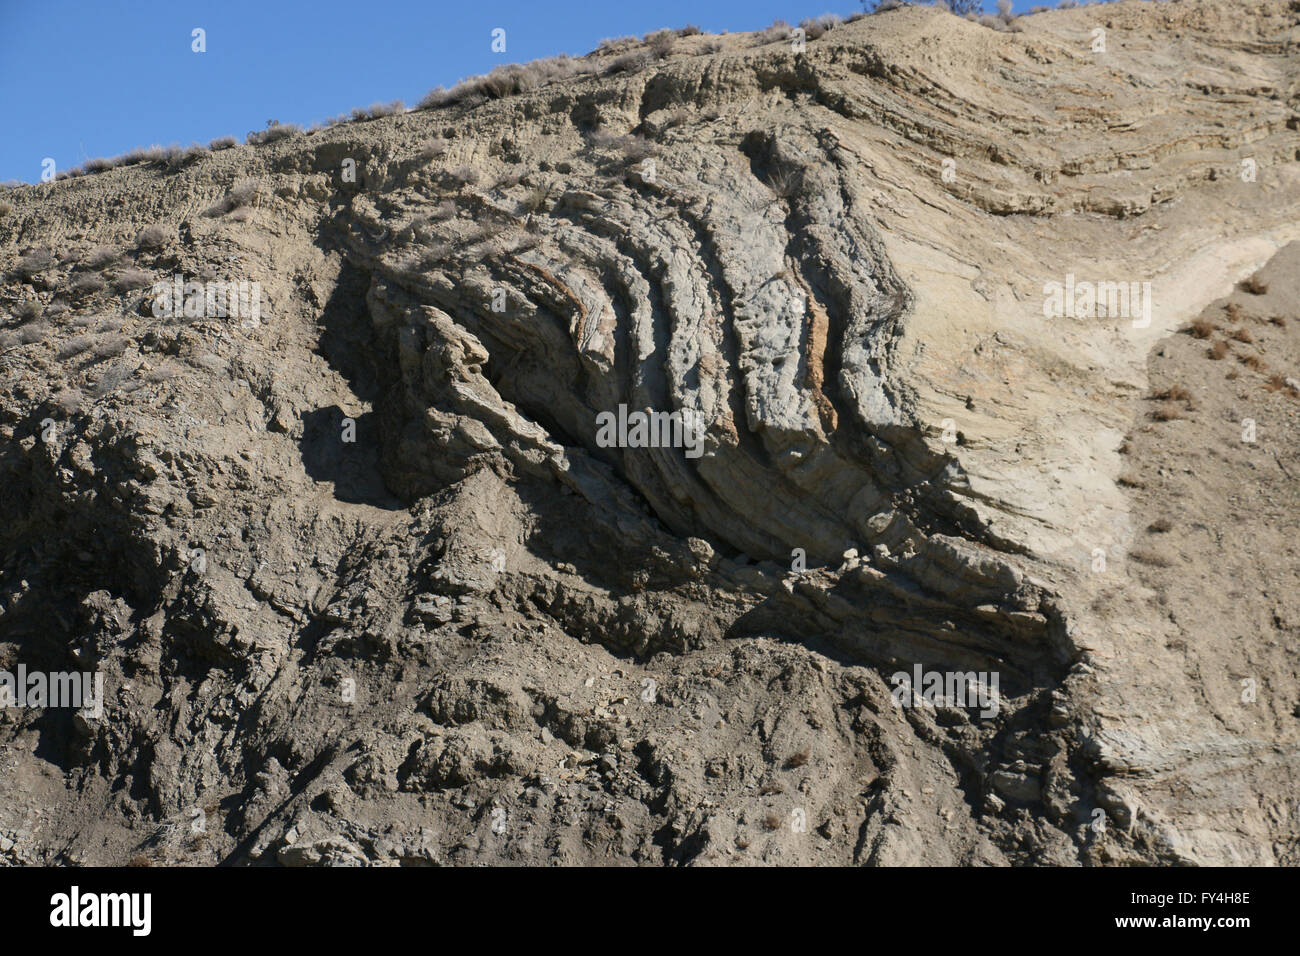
(2, 0), (1298, 865)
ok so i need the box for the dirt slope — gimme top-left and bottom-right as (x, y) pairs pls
(0, 0), (1297, 865)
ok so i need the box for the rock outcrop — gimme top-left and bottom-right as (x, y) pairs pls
(1, 0), (1298, 865)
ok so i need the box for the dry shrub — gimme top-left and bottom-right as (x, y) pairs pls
(51, 388), (84, 413)
(204, 180), (258, 217)
(620, 136), (656, 163)
(142, 361), (180, 383)
(677, 24), (702, 37)
(446, 165), (480, 187)
(762, 812), (782, 831)
(19, 323), (49, 344)
(13, 248), (55, 278)
(1239, 353), (1268, 372)
(427, 199), (458, 221)
(1243, 274), (1269, 295)
(1147, 517), (1173, 533)
(520, 184), (552, 214)
(246, 122), (302, 146)
(1152, 384), (1190, 402)
(596, 36), (639, 54)
(84, 246), (120, 269)
(135, 225), (169, 251)
(801, 14), (841, 39)
(754, 19), (791, 44)
(1230, 328), (1254, 344)
(785, 746), (811, 769)
(351, 101), (405, 122)
(57, 335), (93, 359)
(70, 273), (106, 296)
(1224, 302), (1243, 322)
(16, 299), (42, 321)
(112, 268), (153, 292)
(765, 161), (804, 199)
(493, 169), (524, 190)
(419, 139), (447, 161)
(416, 86), (455, 110)
(91, 335), (129, 361)
(0, 201), (12, 218)
(419, 56), (585, 110)
(417, 244), (452, 270)
(209, 135), (238, 150)
(1151, 402), (1184, 421)
(1208, 340), (1229, 360)
(645, 29), (676, 58)
(1268, 315), (1286, 328)
(607, 50), (652, 74)
(1187, 318), (1217, 339)
(1129, 548), (1173, 568)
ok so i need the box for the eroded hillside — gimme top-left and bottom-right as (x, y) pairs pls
(0, 0), (1298, 865)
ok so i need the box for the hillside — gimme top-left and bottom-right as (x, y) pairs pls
(1, 0), (1298, 865)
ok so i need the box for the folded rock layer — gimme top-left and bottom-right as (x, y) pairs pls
(0, 0), (1297, 865)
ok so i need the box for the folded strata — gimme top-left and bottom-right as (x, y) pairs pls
(0, 0), (1297, 865)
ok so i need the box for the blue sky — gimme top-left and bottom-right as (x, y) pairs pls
(2, 0), (1050, 184)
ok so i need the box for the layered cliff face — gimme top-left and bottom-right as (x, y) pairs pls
(1, 0), (1298, 865)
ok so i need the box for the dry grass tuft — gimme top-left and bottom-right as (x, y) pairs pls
(1152, 384), (1191, 402)
(135, 225), (170, 251)
(246, 122), (302, 146)
(1129, 548), (1173, 568)
(785, 746), (811, 769)
(607, 50), (652, 74)
(83, 246), (120, 270)
(70, 273), (107, 297)
(12, 248), (55, 279)
(1242, 273), (1270, 295)
(754, 19), (791, 44)
(112, 268), (153, 293)
(801, 14), (842, 40)
(57, 335), (93, 360)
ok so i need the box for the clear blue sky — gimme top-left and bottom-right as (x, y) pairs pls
(1, 0), (1049, 184)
